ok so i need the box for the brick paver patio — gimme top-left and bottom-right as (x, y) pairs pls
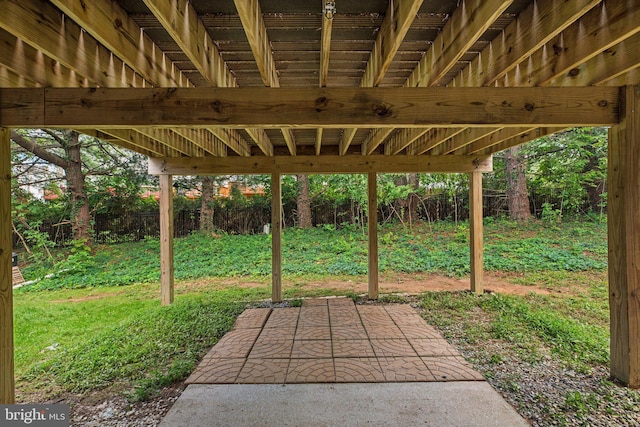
(186, 298), (484, 385)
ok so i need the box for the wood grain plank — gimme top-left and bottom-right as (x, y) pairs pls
(0, 87), (618, 128)
(608, 85), (640, 387)
(0, 127), (15, 403)
(160, 174), (174, 306)
(271, 173), (282, 303)
(368, 172), (379, 299)
(469, 171), (483, 294)
(148, 155), (493, 175)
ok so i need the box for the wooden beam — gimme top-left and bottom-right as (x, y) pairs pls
(245, 128), (274, 157)
(204, 128), (248, 157)
(603, 67), (640, 88)
(315, 128), (323, 156)
(233, 0), (295, 155)
(387, 0), (511, 154)
(361, 0), (424, 88)
(451, 0), (600, 88)
(142, 0), (234, 88)
(271, 173), (282, 303)
(141, 0), (264, 156)
(138, 129), (205, 157)
(77, 129), (156, 157)
(385, 129), (430, 155)
(173, 129), (225, 157)
(362, 129), (394, 155)
(0, 0), (140, 88)
(479, 127), (566, 154)
(149, 155), (492, 175)
(319, 2), (334, 87)
(339, 128), (358, 156)
(0, 87), (619, 128)
(368, 172), (379, 299)
(429, 128), (501, 155)
(461, 127), (536, 155)
(159, 174), (174, 305)
(550, 32), (640, 87)
(341, 0), (423, 154)
(50, 0), (189, 87)
(469, 171), (483, 294)
(0, 128), (15, 403)
(608, 85), (640, 387)
(98, 129), (182, 157)
(412, 128), (466, 155)
(0, 65), (35, 88)
(0, 28), (84, 88)
(501, 1), (640, 87)
(405, 0), (512, 88)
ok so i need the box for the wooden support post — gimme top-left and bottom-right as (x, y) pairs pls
(368, 173), (379, 299)
(159, 174), (174, 305)
(608, 85), (640, 387)
(271, 173), (282, 303)
(0, 128), (15, 403)
(469, 171), (483, 294)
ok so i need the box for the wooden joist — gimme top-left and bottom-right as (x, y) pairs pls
(339, 0), (423, 155)
(50, 0), (189, 87)
(233, 0), (295, 155)
(451, 0), (600, 88)
(406, 0), (513, 88)
(148, 155), (492, 175)
(0, 87), (619, 128)
(501, 0), (640, 87)
(141, 0), (264, 156)
(390, 0), (521, 153)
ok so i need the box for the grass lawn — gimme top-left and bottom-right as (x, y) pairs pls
(12, 218), (640, 425)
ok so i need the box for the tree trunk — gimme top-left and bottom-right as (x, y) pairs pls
(407, 173), (420, 226)
(200, 176), (215, 234)
(63, 131), (91, 241)
(505, 145), (532, 221)
(296, 174), (312, 228)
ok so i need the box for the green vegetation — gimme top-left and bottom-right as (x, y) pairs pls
(18, 218), (607, 291)
(14, 218), (637, 426)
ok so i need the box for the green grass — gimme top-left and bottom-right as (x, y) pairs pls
(15, 284), (264, 401)
(420, 289), (609, 372)
(12, 218), (616, 406)
(18, 219), (607, 291)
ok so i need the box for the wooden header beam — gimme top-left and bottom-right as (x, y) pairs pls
(148, 155), (492, 175)
(0, 87), (619, 128)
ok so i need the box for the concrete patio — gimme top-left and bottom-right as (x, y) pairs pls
(161, 298), (529, 425)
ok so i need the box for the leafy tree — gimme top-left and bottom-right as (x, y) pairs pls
(523, 127), (607, 217)
(11, 129), (150, 243)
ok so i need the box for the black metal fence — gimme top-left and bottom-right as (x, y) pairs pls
(30, 192), (510, 245)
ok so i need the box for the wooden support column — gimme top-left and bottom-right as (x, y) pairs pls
(469, 171), (483, 294)
(608, 85), (640, 387)
(271, 173), (282, 303)
(0, 128), (15, 403)
(159, 174), (174, 305)
(368, 173), (379, 299)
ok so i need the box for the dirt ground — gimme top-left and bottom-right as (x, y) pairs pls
(215, 271), (557, 296)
